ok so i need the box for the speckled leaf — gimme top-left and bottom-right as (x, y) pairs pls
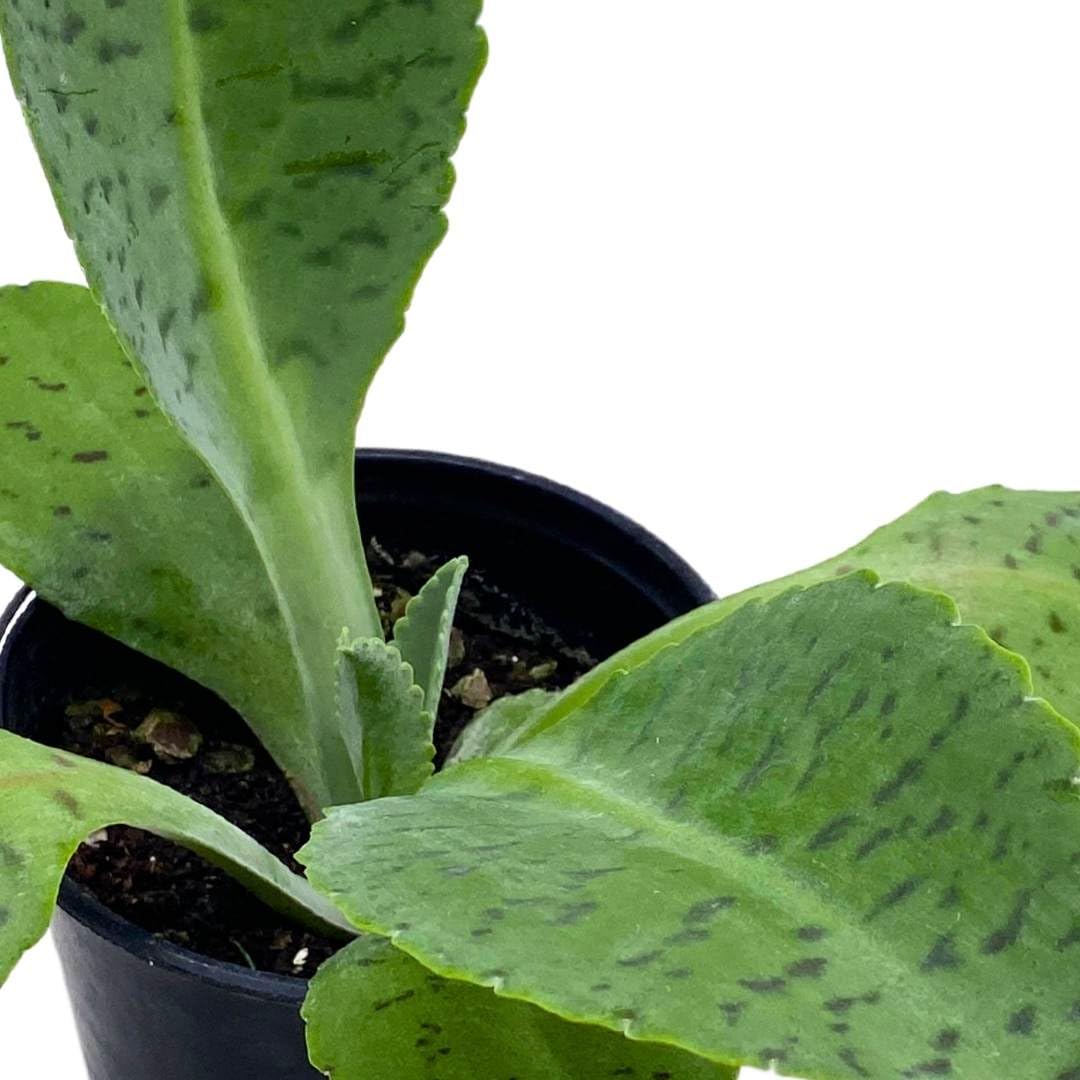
(535, 486), (1080, 759)
(0, 728), (351, 986)
(392, 556), (468, 719)
(706, 487), (1080, 724)
(445, 688), (556, 766)
(337, 638), (431, 800)
(304, 934), (731, 1079)
(302, 574), (1080, 1078)
(0, 282), (345, 814)
(1, 0), (487, 807)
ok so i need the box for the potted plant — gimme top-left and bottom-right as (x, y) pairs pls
(1, 5), (1077, 1080)
(0, 1), (714, 1076)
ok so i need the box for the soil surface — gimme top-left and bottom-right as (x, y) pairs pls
(54, 539), (597, 978)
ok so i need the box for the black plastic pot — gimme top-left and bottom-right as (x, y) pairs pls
(0, 448), (714, 1080)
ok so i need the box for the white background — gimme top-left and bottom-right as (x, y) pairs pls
(2, 2), (1079, 1076)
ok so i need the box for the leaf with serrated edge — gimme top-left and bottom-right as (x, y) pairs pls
(0, 729), (351, 985)
(0, 283), (332, 814)
(301, 574), (1080, 1078)
(303, 935), (732, 1080)
(446, 688), (556, 766)
(525, 486), (1080, 756)
(706, 485), (1080, 722)
(338, 639), (431, 800)
(392, 556), (468, 717)
(1, 0), (486, 808)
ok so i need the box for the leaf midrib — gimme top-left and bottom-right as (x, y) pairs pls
(169, 0), (302, 473)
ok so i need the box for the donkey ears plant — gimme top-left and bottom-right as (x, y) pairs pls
(0, 4), (731, 1076)
(0, 4), (1077, 1079)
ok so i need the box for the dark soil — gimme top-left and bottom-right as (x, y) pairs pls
(55, 538), (597, 979)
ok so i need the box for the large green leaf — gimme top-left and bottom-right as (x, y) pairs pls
(1, 0), (487, 807)
(302, 574), (1080, 1078)
(709, 486), (1080, 721)
(0, 728), (351, 986)
(304, 935), (732, 1079)
(0, 282), (341, 813)
(516, 486), (1080, 772)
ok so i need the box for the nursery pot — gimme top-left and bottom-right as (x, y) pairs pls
(0, 448), (714, 1080)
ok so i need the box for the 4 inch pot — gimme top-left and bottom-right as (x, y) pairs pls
(0, 448), (715, 1080)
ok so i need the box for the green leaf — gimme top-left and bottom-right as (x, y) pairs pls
(301, 574), (1080, 1078)
(1, 0), (487, 808)
(337, 638), (431, 800)
(706, 486), (1080, 724)
(535, 486), (1080, 766)
(0, 282), (337, 815)
(304, 935), (732, 1080)
(446, 688), (556, 766)
(392, 557), (468, 718)
(0, 728), (352, 986)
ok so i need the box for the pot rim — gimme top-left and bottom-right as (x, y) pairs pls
(0, 447), (714, 1005)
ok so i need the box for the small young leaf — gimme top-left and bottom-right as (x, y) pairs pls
(392, 557), (468, 717)
(709, 486), (1080, 719)
(304, 935), (731, 1080)
(0, 283), (337, 814)
(446, 688), (557, 766)
(338, 639), (432, 800)
(0, 729), (352, 986)
(302, 574), (1080, 1078)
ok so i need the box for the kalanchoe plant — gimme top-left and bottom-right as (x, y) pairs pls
(0, 5), (1077, 1080)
